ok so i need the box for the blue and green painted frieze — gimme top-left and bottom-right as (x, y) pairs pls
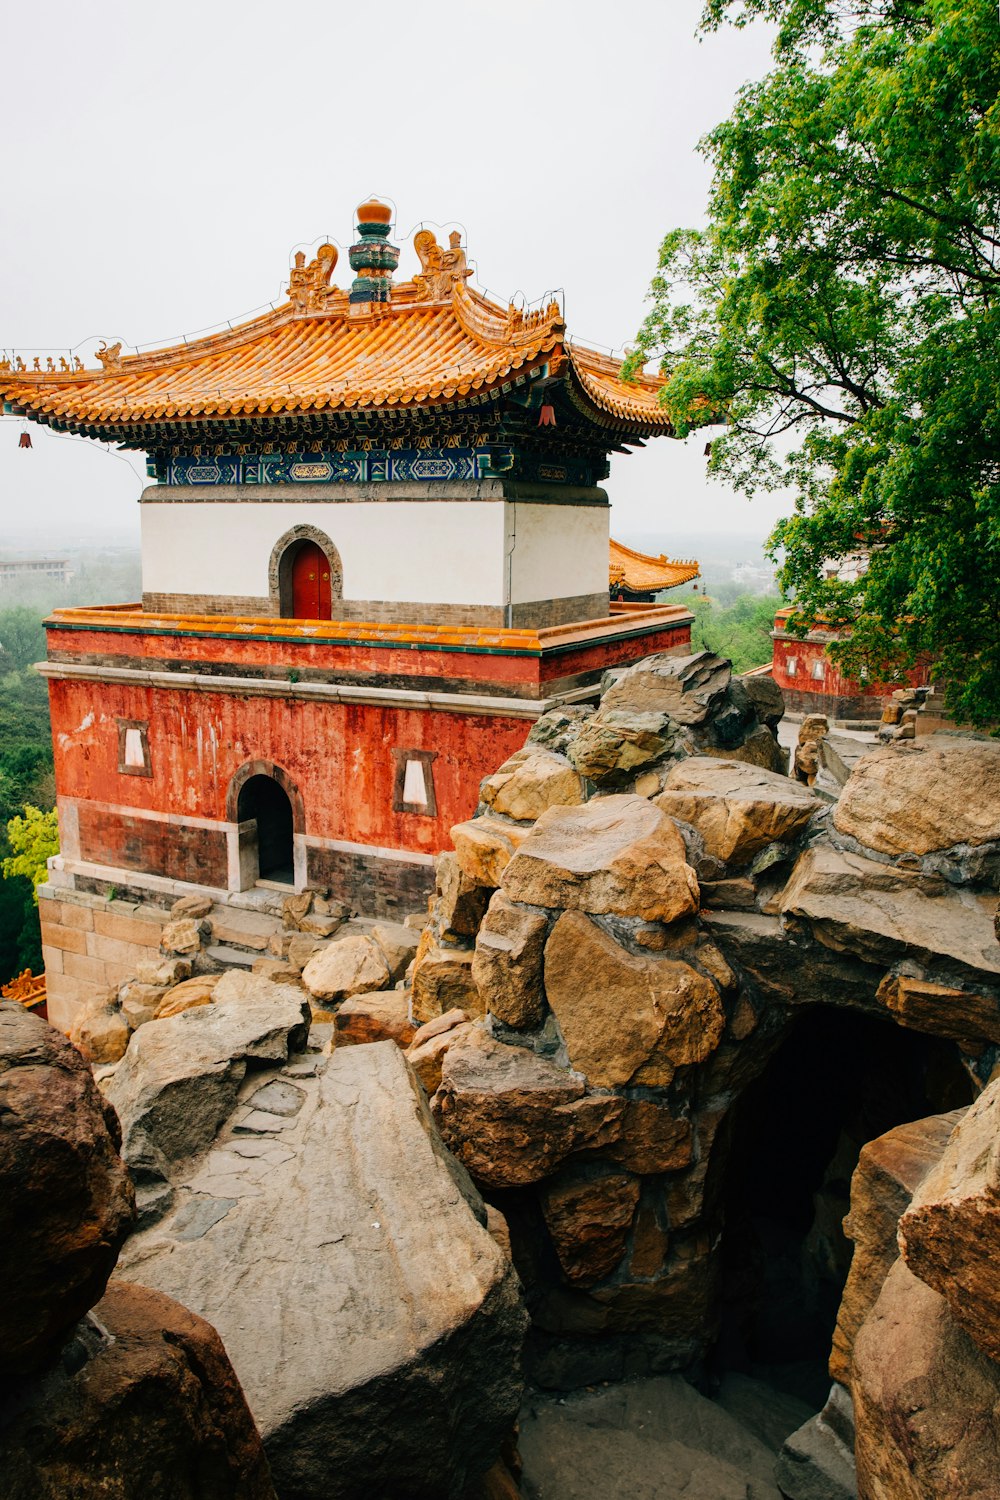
(151, 446), (597, 487)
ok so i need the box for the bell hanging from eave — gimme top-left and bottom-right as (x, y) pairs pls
(538, 402), (556, 427)
(18, 431), (32, 449)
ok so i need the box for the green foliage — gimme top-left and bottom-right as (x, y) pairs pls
(3, 806), (59, 900)
(0, 610), (55, 980)
(0, 607), (47, 672)
(631, 0), (1000, 727)
(686, 592), (782, 672)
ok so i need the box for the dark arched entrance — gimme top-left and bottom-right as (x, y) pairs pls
(236, 774), (294, 885)
(714, 1007), (975, 1404)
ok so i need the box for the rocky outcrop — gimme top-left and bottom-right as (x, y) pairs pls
(0, 1282), (277, 1500)
(779, 843), (1000, 984)
(600, 651), (733, 724)
(899, 1076), (1000, 1363)
(480, 747), (585, 821)
(502, 796), (699, 923)
(831, 1109), (965, 1386)
(833, 737), (1000, 860)
(433, 1030), (624, 1187)
(117, 1041), (527, 1500)
(0, 1002), (135, 1377)
(0, 1002), (276, 1497)
(104, 972), (311, 1166)
(852, 1258), (1000, 1500)
(655, 756), (821, 868)
(544, 911), (725, 1088)
(471, 893), (548, 1031)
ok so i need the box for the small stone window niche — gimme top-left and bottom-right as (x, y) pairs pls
(117, 719), (152, 778)
(391, 749), (438, 816)
(786, 657), (799, 677)
(811, 659), (826, 681)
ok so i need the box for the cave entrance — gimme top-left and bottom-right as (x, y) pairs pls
(715, 1006), (974, 1405)
(236, 774), (295, 886)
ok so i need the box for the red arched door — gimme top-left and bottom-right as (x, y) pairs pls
(291, 542), (332, 620)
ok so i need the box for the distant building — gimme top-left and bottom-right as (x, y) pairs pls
(732, 561), (778, 594)
(771, 606), (930, 719)
(609, 539), (699, 602)
(0, 558), (72, 588)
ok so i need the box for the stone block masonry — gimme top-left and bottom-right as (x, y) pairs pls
(40, 886), (170, 1031)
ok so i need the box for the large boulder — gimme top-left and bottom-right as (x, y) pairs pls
(0, 1281), (277, 1499)
(566, 710), (675, 786)
(899, 1076), (1000, 1363)
(831, 1109), (965, 1386)
(471, 892), (548, 1030)
(600, 651), (731, 724)
(833, 738), (1000, 859)
(501, 796), (699, 924)
(431, 1030), (624, 1188)
(539, 1164), (641, 1287)
(655, 757), (820, 868)
(778, 843), (1000, 982)
(543, 912), (725, 1088)
(104, 973), (311, 1166)
(117, 1042), (526, 1500)
(480, 748), (584, 822)
(300, 935), (390, 1004)
(852, 1258), (1000, 1500)
(876, 970), (1000, 1048)
(451, 816), (530, 888)
(0, 1003), (135, 1378)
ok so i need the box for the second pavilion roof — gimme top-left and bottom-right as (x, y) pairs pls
(0, 204), (672, 449)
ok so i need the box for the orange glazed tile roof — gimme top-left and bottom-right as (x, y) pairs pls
(609, 538), (700, 593)
(0, 225), (672, 443)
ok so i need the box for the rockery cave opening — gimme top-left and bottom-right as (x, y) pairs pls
(714, 1006), (975, 1406)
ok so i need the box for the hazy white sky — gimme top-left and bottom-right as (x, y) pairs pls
(0, 0), (786, 550)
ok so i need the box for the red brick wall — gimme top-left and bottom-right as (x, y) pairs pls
(772, 630), (930, 714)
(49, 677), (529, 863)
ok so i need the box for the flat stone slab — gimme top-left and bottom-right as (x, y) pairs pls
(116, 1041), (526, 1500)
(779, 844), (1000, 982)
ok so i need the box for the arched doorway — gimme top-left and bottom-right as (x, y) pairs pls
(269, 527), (342, 620)
(236, 774), (294, 885)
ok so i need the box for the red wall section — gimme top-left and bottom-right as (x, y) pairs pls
(48, 678), (528, 857)
(771, 633), (930, 705)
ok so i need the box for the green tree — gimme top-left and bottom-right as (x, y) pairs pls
(630, 0), (1000, 727)
(687, 592), (783, 671)
(0, 608), (47, 672)
(3, 806), (59, 899)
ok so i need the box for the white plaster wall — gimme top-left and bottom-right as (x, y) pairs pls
(506, 502), (609, 604)
(140, 501), (508, 606)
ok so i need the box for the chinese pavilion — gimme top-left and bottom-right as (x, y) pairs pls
(609, 538), (699, 602)
(3, 199), (696, 1022)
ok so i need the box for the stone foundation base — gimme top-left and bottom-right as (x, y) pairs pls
(781, 685), (887, 720)
(39, 883), (171, 1033)
(39, 843), (436, 1031)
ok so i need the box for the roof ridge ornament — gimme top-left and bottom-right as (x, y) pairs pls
(288, 244), (340, 315)
(412, 228), (471, 302)
(348, 199), (399, 314)
(96, 340), (123, 373)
